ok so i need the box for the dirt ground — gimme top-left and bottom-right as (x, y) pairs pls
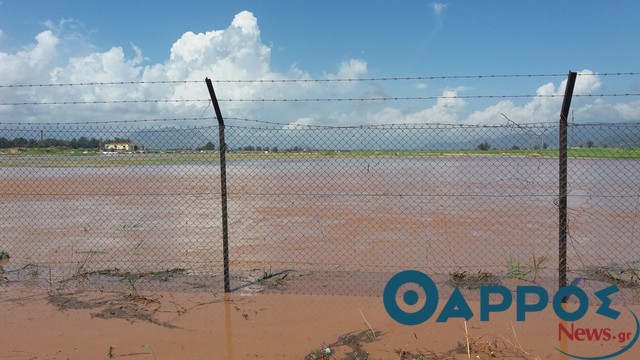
(2, 283), (640, 359)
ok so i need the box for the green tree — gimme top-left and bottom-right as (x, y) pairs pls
(476, 141), (491, 151)
(87, 138), (100, 149)
(11, 137), (28, 147)
(198, 141), (215, 150)
(76, 136), (89, 148)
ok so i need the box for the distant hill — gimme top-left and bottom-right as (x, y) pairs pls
(1, 122), (638, 151)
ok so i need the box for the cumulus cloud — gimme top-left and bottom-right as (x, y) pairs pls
(153, 10), (271, 82)
(567, 69), (602, 95)
(52, 47), (142, 83)
(322, 58), (369, 95)
(329, 59), (368, 79)
(610, 100), (640, 120)
(0, 30), (59, 84)
(141, 10), (299, 118)
(366, 89), (466, 125)
(464, 71), (608, 125)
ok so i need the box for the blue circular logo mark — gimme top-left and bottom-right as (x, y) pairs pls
(383, 270), (439, 325)
(403, 289), (419, 306)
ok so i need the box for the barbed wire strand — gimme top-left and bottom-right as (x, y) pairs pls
(0, 116), (217, 126)
(1, 93), (639, 106)
(0, 72), (637, 88)
(1, 113), (638, 130)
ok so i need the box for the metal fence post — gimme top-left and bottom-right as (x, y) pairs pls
(559, 71), (577, 293)
(205, 78), (230, 293)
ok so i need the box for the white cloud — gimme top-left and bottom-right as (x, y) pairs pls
(52, 46), (142, 83)
(571, 69), (602, 95)
(28, 30), (59, 68)
(0, 30), (59, 84)
(282, 116), (317, 130)
(43, 18), (73, 33)
(321, 58), (369, 95)
(429, 3), (448, 38)
(330, 59), (368, 79)
(364, 89), (466, 125)
(159, 10), (270, 81)
(464, 71), (607, 125)
(230, 10), (260, 36)
(0, 11), (636, 132)
(433, 3), (448, 15)
(613, 100), (640, 120)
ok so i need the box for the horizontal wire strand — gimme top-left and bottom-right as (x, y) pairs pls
(0, 71), (637, 88)
(1, 93), (639, 106)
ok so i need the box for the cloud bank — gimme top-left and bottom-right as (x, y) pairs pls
(0, 10), (635, 128)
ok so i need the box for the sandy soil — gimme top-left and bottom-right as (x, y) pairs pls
(2, 284), (640, 359)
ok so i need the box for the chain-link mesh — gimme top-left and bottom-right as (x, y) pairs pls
(1, 123), (223, 290)
(2, 120), (637, 295)
(566, 123), (640, 287)
(224, 124), (562, 295)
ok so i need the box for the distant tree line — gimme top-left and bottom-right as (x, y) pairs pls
(197, 141), (216, 151)
(0, 136), (130, 149)
(234, 145), (315, 152)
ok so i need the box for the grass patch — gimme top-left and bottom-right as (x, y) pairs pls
(582, 263), (640, 288)
(1, 251), (10, 276)
(506, 255), (547, 282)
(2, 147), (640, 167)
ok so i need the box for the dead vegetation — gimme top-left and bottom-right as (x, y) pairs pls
(304, 321), (542, 360)
(581, 263), (640, 288)
(394, 330), (542, 360)
(305, 329), (382, 360)
(448, 270), (501, 289)
(45, 278), (219, 329)
(67, 267), (188, 284)
(47, 287), (177, 328)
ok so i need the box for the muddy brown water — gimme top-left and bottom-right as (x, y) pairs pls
(1, 156), (638, 296)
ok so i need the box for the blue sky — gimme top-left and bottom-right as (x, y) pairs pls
(0, 1), (639, 126)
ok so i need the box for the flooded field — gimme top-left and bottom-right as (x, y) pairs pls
(1, 155), (638, 294)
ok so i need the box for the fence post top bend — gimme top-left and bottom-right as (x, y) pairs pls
(205, 78), (225, 127)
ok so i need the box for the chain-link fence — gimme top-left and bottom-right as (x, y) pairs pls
(1, 119), (638, 295)
(0, 123), (223, 290)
